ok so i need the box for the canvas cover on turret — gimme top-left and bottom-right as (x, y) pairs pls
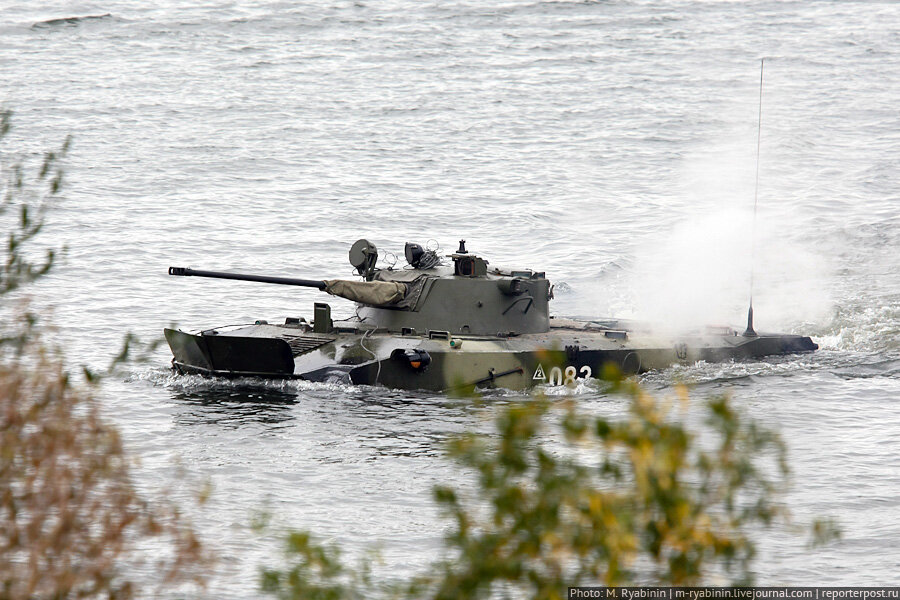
(324, 279), (406, 306)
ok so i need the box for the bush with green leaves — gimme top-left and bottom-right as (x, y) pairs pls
(261, 371), (837, 599)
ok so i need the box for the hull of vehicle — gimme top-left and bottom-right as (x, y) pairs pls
(165, 317), (817, 392)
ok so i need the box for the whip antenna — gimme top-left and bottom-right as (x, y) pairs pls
(743, 58), (765, 337)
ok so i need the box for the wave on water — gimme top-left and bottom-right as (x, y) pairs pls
(640, 355), (824, 389)
(815, 299), (900, 354)
(130, 363), (614, 404)
(830, 358), (900, 380)
(131, 366), (343, 397)
(130, 366), (465, 406)
(31, 13), (112, 29)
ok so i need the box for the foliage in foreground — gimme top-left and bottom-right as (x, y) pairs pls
(0, 331), (211, 598)
(1, 109), (211, 598)
(261, 371), (836, 599)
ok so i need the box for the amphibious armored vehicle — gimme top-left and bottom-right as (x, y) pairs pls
(164, 239), (817, 392)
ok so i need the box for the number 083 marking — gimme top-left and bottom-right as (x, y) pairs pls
(547, 365), (592, 385)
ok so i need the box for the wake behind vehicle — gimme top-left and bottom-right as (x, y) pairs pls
(164, 239), (817, 392)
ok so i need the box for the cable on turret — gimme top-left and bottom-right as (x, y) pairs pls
(404, 240), (443, 270)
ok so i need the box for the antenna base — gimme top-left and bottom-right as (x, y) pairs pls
(742, 305), (758, 337)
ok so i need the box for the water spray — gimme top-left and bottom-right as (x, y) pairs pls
(743, 58), (765, 338)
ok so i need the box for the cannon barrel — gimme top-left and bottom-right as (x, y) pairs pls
(168, 267), (327, 290)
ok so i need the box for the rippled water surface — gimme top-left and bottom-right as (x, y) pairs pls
(3, 0), (899, 594)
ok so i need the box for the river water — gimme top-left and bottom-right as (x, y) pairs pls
(3, 0), (899, 594)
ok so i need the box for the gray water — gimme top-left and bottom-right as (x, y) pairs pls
(3, 0), (899, 595)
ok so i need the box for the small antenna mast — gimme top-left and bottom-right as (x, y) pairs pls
(743, 58), (765, 337)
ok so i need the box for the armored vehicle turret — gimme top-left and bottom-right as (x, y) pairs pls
(164, 239), (817, 391)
